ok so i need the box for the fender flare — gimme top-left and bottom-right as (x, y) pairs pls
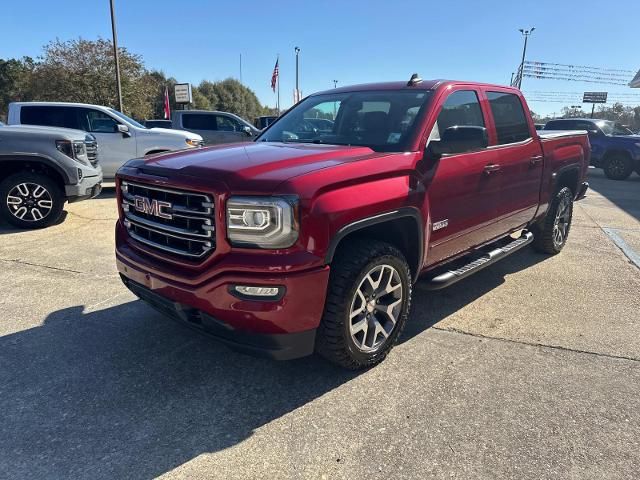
(0, 153), (71, 185)
(324, 207), (424, 275)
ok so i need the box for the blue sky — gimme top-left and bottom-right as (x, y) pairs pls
(3, 0), (640, 116)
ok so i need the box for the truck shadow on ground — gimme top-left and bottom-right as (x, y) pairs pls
(587, 169), (640, 222)
(0, 248), (547, 479)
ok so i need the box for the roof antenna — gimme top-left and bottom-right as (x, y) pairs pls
(407, 73), (422, 86)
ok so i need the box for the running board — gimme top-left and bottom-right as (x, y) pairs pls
(422, 231), (534, 290)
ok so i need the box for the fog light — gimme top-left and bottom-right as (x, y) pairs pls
(78, 168), (83, 181)
(232, 285), (282, 299)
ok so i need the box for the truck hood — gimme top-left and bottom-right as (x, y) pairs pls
(1, 124), (89, 140)
(136, 141), (384, 192)
(144, 127), (202, 141)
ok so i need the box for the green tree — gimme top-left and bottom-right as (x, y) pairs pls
(197, 78), (265, 121)
(27, 38), (159, 120)
(0, 57), (36, 120)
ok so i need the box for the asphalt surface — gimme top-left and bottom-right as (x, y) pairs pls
(0, 169), (639, 479)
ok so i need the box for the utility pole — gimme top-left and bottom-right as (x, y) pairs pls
(516, 27), (535, 89)
(333, 79), (338, 88)
(239, 53), (242, 84)
(109, 0), (123, 112)
(510, 72), (515, 87)
(294, 46), (300, 103)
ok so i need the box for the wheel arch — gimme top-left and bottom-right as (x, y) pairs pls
(552, 165), (580, 197)
(325, 208), (424, 281)
(0, 155), (69, 188)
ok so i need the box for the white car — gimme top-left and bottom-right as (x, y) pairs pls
(8, 102), (203, 179)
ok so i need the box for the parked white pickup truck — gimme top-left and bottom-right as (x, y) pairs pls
(8, 102), (203, 179)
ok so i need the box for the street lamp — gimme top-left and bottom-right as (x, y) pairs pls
(516, 27), (535, 89)
(109, 0), (123, 112)
(294, 46), (300, 103)
(333, 80), (338, 88)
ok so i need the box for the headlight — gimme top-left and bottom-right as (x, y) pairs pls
(55, 140), (90, 166)
(186, 138), (202, 147)
(227, 196), (299, 249)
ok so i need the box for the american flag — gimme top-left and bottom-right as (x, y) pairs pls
(271, 59), (279, 92)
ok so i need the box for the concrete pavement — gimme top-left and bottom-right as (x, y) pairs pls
(0, 169), (638, 479)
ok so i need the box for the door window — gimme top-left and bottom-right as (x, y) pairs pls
(81, 109), (119, 133)
(182, 114), (216, 130)
(486, 92), (531, 145)
(20, 106), (80, 130)
(216, 115), (242, 132)
(429, 90), (485, 142)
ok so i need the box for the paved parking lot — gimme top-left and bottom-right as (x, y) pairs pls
(1, 169), (639, 479)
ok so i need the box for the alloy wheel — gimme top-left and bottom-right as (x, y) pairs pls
(6, 182), (53, 222)
(349, 264), (404, 352)
(552, 195), (571, 248)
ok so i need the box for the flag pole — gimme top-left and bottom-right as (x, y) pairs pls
(277, 54), (280, 115)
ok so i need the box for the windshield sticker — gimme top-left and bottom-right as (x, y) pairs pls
(387, 132), (401, 143)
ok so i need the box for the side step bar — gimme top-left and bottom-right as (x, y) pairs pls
(422, 231), (534, 290)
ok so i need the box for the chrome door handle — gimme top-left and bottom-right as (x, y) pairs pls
(484, 164), (501, 174)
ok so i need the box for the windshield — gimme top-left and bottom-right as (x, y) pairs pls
(108, 108), (146, 129)
(597, 120), (633, 136)
(257, 90), (432, 152)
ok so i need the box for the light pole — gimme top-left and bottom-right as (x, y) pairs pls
(294, 46), (300, 103)
(333, 80), (338, 88)
(109, 0), (123, 112)
(516, 27), (535, 89)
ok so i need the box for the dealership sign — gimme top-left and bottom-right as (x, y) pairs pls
(174, 83), (193, 104)
(582, 92), (608, 103)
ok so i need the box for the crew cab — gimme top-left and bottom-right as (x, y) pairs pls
(8, 102), (203, 179)
(115, 78), (589, 369)
(544, 118), (640, 180)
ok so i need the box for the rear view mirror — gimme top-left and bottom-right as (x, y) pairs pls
(427, 126), (488, 158)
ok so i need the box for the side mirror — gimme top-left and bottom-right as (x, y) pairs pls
(587, 128), (600, 136)
(242, 125), (253, 136)
(117, 124), (131, 137)
(427, 126), (488, 159)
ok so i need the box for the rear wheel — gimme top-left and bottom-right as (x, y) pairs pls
(532, 186), (574, 255)
(604, 154), (633, 180)
(315, 239), (412, 369)
(0, 172), (64, 229)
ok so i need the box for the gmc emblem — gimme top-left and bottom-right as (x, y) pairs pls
(134, 196), (173, 220)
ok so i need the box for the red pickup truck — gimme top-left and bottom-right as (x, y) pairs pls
(115, 77), (590, 369)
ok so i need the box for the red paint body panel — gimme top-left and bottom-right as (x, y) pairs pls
(115, 80), (590, 357)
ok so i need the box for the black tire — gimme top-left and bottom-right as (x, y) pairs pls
(315, 239), (412, 369)
(0, 172), (64, 229)
(531, 186), (574, 255)
(604, 154), (633, 180)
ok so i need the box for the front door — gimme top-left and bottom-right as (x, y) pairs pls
(78, 108), (137, 178)
(425, 89), (502, 267)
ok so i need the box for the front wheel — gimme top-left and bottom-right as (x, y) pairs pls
(532, 186), (574, 255)
(0, 172), (64, 229)
(315, 239), (412, 369)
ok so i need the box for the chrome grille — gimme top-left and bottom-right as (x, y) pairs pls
(121, 181), (215, 259)
(85, 138), (99, 168)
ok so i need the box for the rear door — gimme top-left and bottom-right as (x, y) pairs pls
(180, 113), (222, 144)
(425, 89), (502, 266)
(484, 90), (543, 231)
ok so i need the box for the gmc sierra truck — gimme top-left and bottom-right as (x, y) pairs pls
(115, 78), (590, 369)
(0, 124), (102, 228)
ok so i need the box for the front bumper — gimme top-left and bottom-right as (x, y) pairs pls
(65, 173), (103, 201)
(116, 247), (331, 360)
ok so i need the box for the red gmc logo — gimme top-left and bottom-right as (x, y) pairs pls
(134, 196), (173, 220)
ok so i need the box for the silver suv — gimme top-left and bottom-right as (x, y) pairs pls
(0, 124), (102, 228)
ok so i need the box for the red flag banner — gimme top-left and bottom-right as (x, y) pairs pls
(163, 87), (171, 120)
